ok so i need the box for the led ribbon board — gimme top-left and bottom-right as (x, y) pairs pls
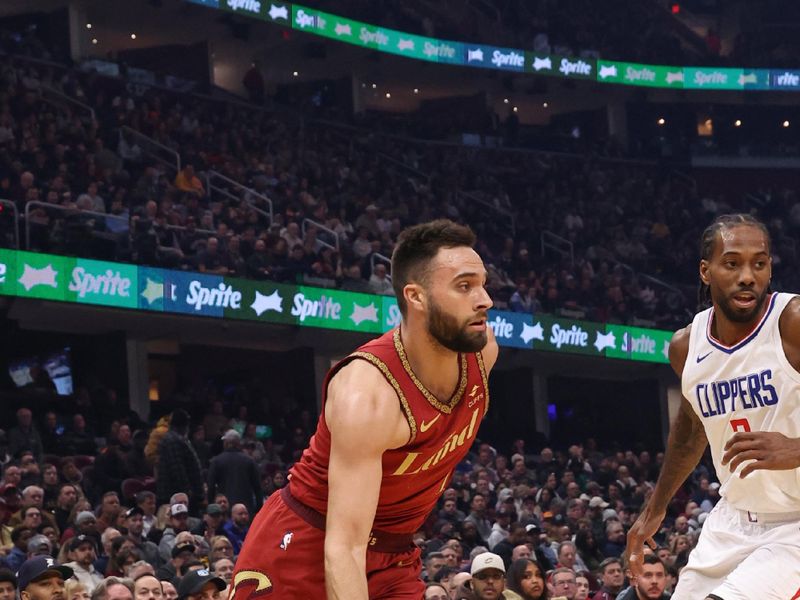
(0, 249), (670, 363)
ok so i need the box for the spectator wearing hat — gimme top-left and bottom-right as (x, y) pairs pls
(90, 576), (133, 600)
(26, 534), (52, 559)
(155, 411), (203, 511)
(176, 568), (225, 600)
(121, 508), (159, 568)
(4, 526), (34, 571)
(157, 505), (190, 563)
(465, 552), (519, 600)
(155, 541), (195, 584)
(487, 507), (514, 551)
(167, 495), (201, 533)
(221, 504), (249, 555)
(206, 431), (262, 515)
(63, 535), (103, 594)
(17, 556), (73, 600)
(593, 557), (625, 600)
(191, 505), (225, 543)
(0, 568), (16, 600)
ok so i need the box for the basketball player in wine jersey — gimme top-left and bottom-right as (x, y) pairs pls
(626, 214), (800, 600)
(230, 220), (498, 599)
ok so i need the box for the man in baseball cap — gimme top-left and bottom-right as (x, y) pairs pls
(469, 552), (508, 599)
(16, 556), (73, 600)
(176, 568), (225, 600)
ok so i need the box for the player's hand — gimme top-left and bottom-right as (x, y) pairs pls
(722, 431), (800, 477)
(624, 510), (661, 579)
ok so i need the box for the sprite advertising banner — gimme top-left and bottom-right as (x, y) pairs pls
(0, 249), (671, 363)
(184, 0), (799, 93)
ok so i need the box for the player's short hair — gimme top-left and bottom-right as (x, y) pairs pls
(642, 554), (664, 567)
(391, 219), (476, 316)
(698, 213), (771, 308)
(0, 568), (17, 589)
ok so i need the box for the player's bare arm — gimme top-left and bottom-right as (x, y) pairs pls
(323, 360), (410, 600)
(722, 296), (800, 477)
(625, 325), (708, 578)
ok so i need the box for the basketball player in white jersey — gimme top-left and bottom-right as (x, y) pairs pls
(625, 214), (800, 600)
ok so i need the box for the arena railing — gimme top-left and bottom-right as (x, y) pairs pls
(0, 199), (19, 249)
(301, 218), (339, 253)
(120, 126), (181, 176)
(370, 252), (392, 280)
(24, 201), (129, 250)
(40, 85), (96, 122)
(206, 170), (273, 228)
(540, 230), (574, 267)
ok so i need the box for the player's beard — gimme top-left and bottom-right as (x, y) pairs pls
(715, 286), (769, 323)
(426, 296), (487, 353)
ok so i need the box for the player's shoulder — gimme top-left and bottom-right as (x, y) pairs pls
(668, 323), (692, 377)
(329, 357), (397, 401)
(779, 295), (800, 328)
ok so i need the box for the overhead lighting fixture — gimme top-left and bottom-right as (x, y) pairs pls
(371, 83), (377, 89)
(513, 106), (518, 112)
(86, 23), (92, 29)
(385, 92), (391, 98)
(657, 117), (666, 126)
(130, 33), (137, 40)
(503, 98), (509, 104)
(734, 119), (742, 127)
(543, 102), (548, 108)
(413, 88), (419, 94)
(92, 38), (98, 45)
(292, 71), (299, 77)
(783, 120), (790, 128)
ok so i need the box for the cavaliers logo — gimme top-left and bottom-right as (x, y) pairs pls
(228, 570), (274, 599)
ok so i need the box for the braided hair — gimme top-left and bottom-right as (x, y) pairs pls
(697, 213), (771, 310)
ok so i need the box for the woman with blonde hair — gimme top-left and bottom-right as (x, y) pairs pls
(208, 536), (234, 564)
(65, 580), (90, 600)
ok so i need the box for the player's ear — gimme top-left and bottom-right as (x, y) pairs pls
(699, 260), (710, 286)
(403, 282), (425, 313)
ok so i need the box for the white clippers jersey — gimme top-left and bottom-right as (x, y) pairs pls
(682, 292), (800, 513)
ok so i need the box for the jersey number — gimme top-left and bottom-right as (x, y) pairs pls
(730, 418), (751, 433)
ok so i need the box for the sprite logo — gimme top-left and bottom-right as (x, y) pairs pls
(69, 267), (131, 299)
(625, 66), (656, 82)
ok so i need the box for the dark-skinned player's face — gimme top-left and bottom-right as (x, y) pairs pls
(701, 226), (771, 324)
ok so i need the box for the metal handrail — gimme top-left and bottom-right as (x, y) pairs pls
(39, 85), (96, 121)
(121, 126), (180, 174)
(206, 170), (273, 226)
(25, 201), (129, 250)
(301, 218), (339, 252)
(540, 230), (574, 266)
(370, 252), (392, 281)
(0, 199), (19, 249)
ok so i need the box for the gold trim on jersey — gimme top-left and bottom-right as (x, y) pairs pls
(350, 351), (418, 444)
(476, 351), (490, 417)
(393, 328), (468, 414)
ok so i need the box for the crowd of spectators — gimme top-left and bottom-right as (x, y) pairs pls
(0, 389), (718, 600)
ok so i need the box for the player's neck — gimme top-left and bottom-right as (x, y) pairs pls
(399, 322), (461, 400)
(711, 296), (770, 346)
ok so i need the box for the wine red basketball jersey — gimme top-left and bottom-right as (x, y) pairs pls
(288, 328), (490, 533)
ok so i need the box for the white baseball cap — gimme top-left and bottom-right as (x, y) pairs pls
(470, 552), (505, 576)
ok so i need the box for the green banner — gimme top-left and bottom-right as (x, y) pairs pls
(604, 324), (673, 363)
(224, 278), (297, 324)
(14, 251), (73, 301)
(290, 286), (382, 333)
(66, 258), (139, 308)
(683, 67), (745, 90)
(0, 248), (16, 296)
(597, 61), (683, 88)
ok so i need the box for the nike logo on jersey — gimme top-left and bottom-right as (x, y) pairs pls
(420, 414), (441, 432)
(696, 351), (712, 363)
